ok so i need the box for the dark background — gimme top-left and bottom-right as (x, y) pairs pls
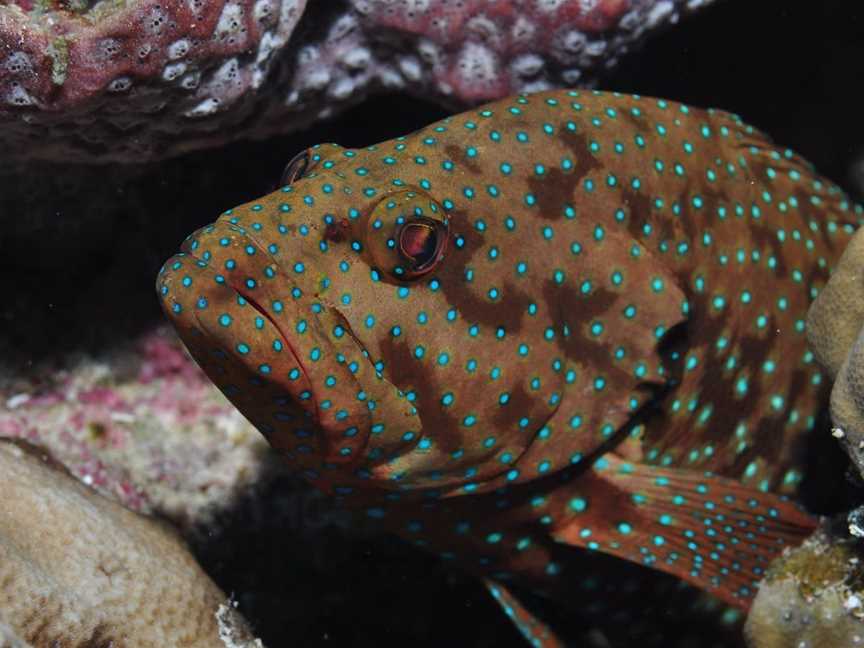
(2, 0), (862, 646)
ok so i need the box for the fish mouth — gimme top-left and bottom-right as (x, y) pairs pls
(158, 222), (373, 466)
(235, 288), (319, 422)
(157, 229), (320, 427)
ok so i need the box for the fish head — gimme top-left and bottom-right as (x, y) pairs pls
(159, 133), (681, 497)
(158, 142), (554, 495)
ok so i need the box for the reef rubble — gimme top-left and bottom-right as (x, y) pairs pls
(0, 325), (278, 529)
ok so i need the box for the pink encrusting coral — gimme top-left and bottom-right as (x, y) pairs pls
(0, 0), (308, 106)
(0, 0), (714, 162)
(0, 0), (308, 160)
(353, 0), (635, 100)
(0, 326), (281, 528)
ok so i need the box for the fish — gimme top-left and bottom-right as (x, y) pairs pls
(157, 89), (861, 645)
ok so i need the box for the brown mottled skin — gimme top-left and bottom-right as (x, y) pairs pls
(158, 90), (862, 644)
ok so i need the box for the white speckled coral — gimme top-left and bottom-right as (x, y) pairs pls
(807, 225), (864, 475)
(0, 439), (263, 648)
(0, 0), (714, 162)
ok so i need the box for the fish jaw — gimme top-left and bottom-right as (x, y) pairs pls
(156, 222), (375, 469)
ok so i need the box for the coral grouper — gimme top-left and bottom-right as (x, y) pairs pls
(158, 89), (861, 645)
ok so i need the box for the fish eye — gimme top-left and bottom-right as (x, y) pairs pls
(281, 150), (310, 186)
(366, 190), (449, 281)
(397, 219), (446, 275)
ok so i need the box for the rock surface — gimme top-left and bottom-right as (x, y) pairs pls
(0, 438), (263, 647)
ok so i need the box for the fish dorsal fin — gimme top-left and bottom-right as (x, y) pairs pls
(550, 453), (816, 609)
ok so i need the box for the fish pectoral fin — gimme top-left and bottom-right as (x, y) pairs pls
(550, 453), (817, 610)
(484, 579), (566, 648)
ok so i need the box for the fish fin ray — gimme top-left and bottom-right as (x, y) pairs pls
(551, 453), (816, 610)
(484, 579), (566, 648)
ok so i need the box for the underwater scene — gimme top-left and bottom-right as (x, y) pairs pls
(1, 1), (863, 646)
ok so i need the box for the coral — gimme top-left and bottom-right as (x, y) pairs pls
(350, 0), (712, 100)
(0, 438), (263, 647)
(0, 0), (715, 162)
(0, 326), (282, 529)
(807, 225), (864, 478)
(0, 0), (309, 162)
(0, 622), (28, 648)
(744, 528), (864, 648)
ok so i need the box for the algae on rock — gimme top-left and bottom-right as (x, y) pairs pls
(745, 529), (864, 648)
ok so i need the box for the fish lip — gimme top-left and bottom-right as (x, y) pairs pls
(175, 235), (320, 422)
(172, 224), (373, 464)
(227, 229), (322, 421)
(233, 234), (376, 464)
(235, 287), (320, 421)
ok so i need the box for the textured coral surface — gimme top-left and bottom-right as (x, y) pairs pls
(745, 528), (864, 648)
(0, 439), (261, 647)
(0, 0), (713, 162)
(351, 0), (701, 100)
(808, 225), (864, 479)
(0, 0), (308, 161)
